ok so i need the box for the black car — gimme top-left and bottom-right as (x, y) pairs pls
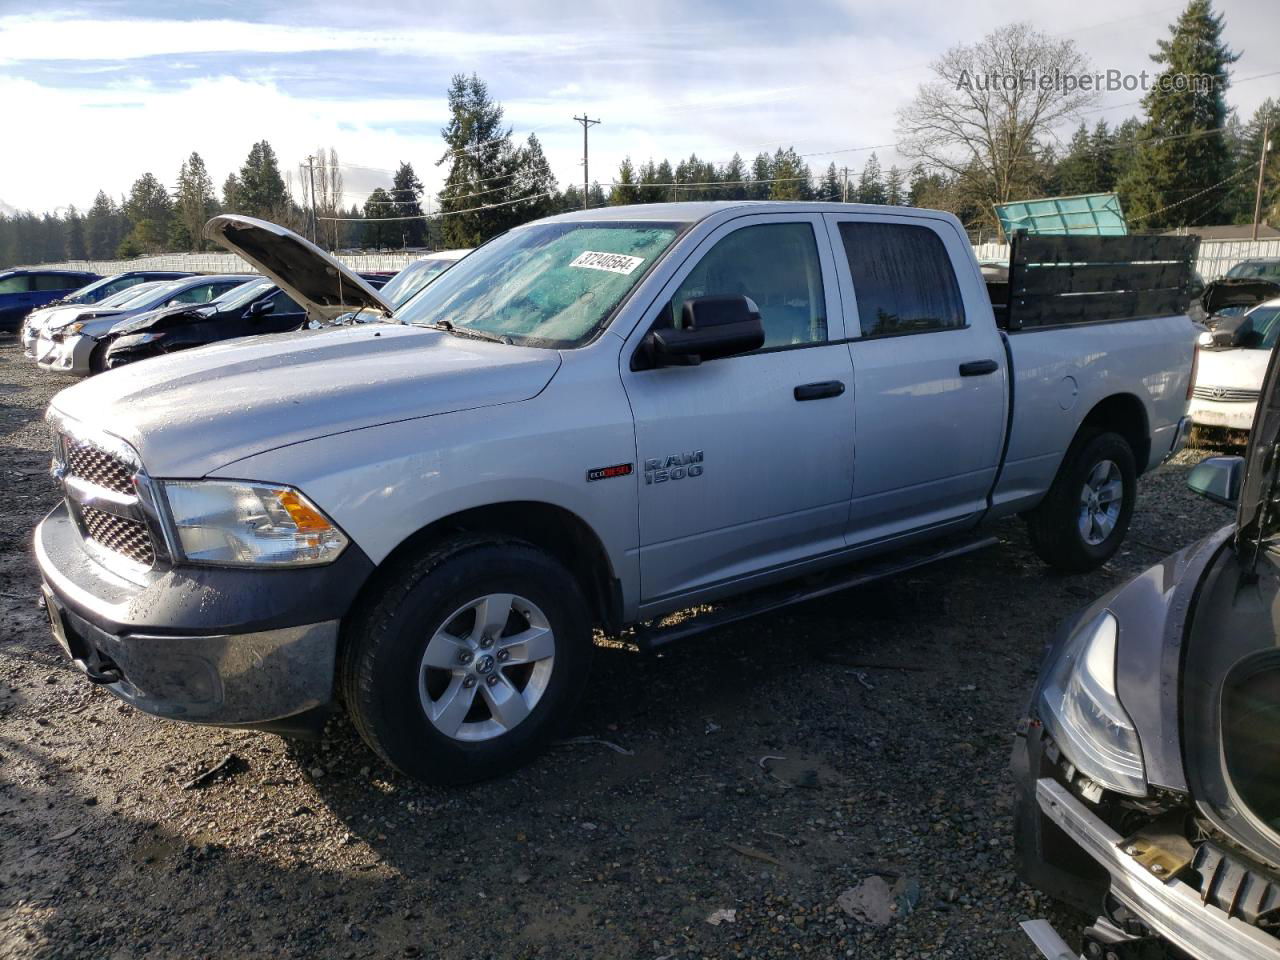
(0, 268), (100, 331)
(103, 273), (391, 369)
(1014, 340), (1280, 959)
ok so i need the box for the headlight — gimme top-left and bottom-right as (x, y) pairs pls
(1038, 611), (1147, 797)
(161, 480), (348, 567)
(64, 321), (85, 336)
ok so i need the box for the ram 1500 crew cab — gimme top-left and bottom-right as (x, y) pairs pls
(35, 205), (1198, 784)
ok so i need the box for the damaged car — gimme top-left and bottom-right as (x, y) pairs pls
(1014, 339), (1280, 959)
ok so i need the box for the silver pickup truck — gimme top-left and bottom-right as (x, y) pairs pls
(35, 203), (1197, 784)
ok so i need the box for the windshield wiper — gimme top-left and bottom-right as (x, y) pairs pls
(422, 320), (513, 345)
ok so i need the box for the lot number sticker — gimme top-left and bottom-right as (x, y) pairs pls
(568, 251), (646, 276)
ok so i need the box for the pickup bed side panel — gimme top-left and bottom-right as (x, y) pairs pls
(993, 315), (1196, 516)
(207, 351), (643, 616)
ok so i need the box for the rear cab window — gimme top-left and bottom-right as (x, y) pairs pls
(836, 221), (966, 338)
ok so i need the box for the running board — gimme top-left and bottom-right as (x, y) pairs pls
(632, 533), (998, 651)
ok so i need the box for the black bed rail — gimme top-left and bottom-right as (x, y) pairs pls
(1004, 231), (1200, 331)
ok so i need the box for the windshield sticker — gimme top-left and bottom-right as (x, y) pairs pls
(568, 251), (646, 276)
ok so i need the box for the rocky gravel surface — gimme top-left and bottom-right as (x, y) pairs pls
(0, 334), (1237, 959)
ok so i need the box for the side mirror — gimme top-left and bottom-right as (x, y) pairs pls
(1187, 456), (1245, 506)
(1198, 327), (1238, 350)
(642, 295), (765, 368)
(246, 299), (274, 319)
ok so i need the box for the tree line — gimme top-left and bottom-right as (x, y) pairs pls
(0, 0), (1275, 270)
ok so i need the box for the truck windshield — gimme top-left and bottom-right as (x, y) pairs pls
(395, 221), (681, 347)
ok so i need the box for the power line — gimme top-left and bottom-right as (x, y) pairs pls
(573, 114), (601, 211)
(318, 192), (552, 223)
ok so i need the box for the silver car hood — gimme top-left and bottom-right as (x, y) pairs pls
(204, 215), (394, 322)
(48, 324), (562, 477)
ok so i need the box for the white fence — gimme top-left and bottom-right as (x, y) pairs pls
(14, 251), (423, 275)
(15, 237), (1280, 283)
(973, 238), (1280, 282)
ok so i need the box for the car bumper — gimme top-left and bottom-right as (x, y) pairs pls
(1188, 397), (1256, 432)
(35, 333), (95, 374)
(1014, 728), (1280, 960)
(35, 501), (373, 732)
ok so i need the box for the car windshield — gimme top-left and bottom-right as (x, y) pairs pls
(64, 276), (120, 303)
(1227, 261), (1280, 281)
(395, 221), (682, 346)
(379, 258), (458, 308)
(1240, 305), (1280, 350)
(215, 278), (275, 312)
(100, 282), (167, 308)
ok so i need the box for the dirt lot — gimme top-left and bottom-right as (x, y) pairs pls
(0, 334), (1235, 960)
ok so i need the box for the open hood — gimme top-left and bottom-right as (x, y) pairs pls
(204, 215), (394, 322)
(1200, 277), (1280, 316)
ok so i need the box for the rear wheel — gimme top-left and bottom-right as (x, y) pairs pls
(1026, 431), (1137, 573)
(340, 536), (592, 784)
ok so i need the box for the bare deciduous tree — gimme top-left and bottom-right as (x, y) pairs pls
(897, 22), (1098, 226)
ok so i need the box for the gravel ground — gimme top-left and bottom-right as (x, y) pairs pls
(0, 334), (1237, 960)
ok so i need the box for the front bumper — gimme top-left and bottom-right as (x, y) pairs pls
(36, 332), (95, 374)
(1188, 396), (1257, 432)
(35, 501), (373, 732)
(1031, 777), (1280, 959)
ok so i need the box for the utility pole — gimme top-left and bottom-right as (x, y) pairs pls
(305, 155), (318, 244)
(841, 167), (850, 203)
(573, 114), (601, 210)
(1253, 122), (1272, 241)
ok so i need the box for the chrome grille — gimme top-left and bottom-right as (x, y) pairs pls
(80, 505), (156, 567)
(63, 438), (135, 495)
(1193, 385), (1261, 403)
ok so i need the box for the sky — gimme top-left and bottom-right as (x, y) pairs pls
(0, 0), (1277, 217)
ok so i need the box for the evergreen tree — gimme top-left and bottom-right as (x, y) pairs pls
(64, 206), (87, 260)
(1056, 124), (1096, 194)
(173, 152), (216, 251)
(611, 157), (641, 205)
(885, 166), (906, 206)
(1110, 117), (1144, 196)
(720, 153), (749, 201)
(509, 134), (558, 224)
(221, 173), (242, 212)
(85, 191), (125, 259)
(770, 148), (812, 200)
(1228, 99), (1279, 225)
(749, 153), (773, 200)
(1119, 0), (1240, 227)
(819, 163), (842, 202)
(389, 161), (427, 247)
(362, 187), (397, 250)
(236, 141), (289, 219)
(121, 173), (173, 254)
(437, 73), (517, 246)
(856, 153), (886, 204)
(654, 159), (675, 201)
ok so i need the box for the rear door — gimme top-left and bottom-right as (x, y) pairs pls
(823, 213), (1008, 545)
(621, 213), (856, 609)
(0, 273), (35, 323)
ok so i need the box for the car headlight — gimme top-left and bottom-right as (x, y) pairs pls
(63, 321), (85, 336)
(161, 480), (348, 567)
(1038, 611), (1147, 797)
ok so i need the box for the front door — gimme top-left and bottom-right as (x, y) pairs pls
(621, 214), (855, 610)
(823, 213), (1008, 545)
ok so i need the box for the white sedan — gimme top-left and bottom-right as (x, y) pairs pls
(1188, 297), (1280, 433)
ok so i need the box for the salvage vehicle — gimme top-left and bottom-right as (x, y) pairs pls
(22, 272), (193, 356)
(36, 206), (1197, 784)
(1013, 341), (1280, 960)
(0, 268), (100, 331)
(1188, 297), (1280, 435)
(325, 249), (471, 325)
(102, 272), (392, 369)
(35, 274), (249, 374)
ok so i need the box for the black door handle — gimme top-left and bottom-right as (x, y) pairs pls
(794, 380), (846, 401)
(959, 359), (999, 377)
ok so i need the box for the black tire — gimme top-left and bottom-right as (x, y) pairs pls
(88, 341), (108, 375)
(1026, 431), (1137, 573)
(340, 535), (592, 785)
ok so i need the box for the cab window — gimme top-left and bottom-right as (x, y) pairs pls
(668, 222), (827, 349)
(838, 221), (966, 337)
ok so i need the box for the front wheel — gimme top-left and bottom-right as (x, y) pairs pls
(1026, 431), (1137, 573)
(340, 536), (593, 785)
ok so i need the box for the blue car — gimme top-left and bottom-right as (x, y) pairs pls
(0, 268), (101, 331)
